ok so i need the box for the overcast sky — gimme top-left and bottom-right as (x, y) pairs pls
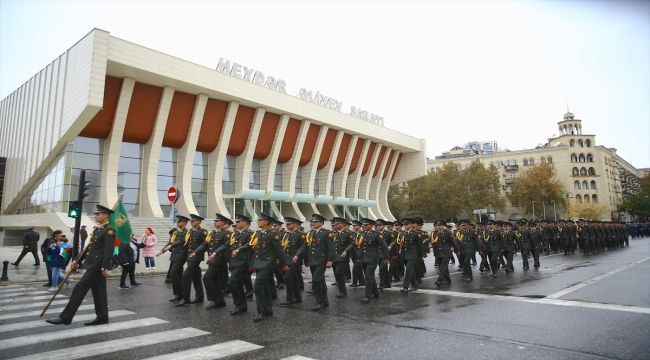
(1, 1), (648, 168)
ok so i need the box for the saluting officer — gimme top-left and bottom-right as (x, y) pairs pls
(331, 217), (357, 298)
(158, 215), (190, 302)
(294, 214), (335, 311)
(392, 218), (423, 293)
(279, 217), (307, 306)
(234, 213), (288, 322)
(176, 214), (207, 306)
(190, 213), (233, 309)
(46, 205), (115, 326)
(432, 220), (454, 287)
(214, 213), (254, 316)
(355, 218), (389, 304)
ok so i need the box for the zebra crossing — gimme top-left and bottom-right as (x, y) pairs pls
(0, 284), (315, 360)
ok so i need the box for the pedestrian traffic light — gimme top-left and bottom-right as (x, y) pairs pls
(68, 201), (81, 218)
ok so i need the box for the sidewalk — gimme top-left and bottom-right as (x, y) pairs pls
(0, 242), (172, 284)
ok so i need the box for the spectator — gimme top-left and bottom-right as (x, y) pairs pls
(117, 235), (145, 289)
(140, 227), (158, 270)
(40, 230), (63, 287)
(46, 235), (72, 291)
(80, 225), (88, 252)
(11, 226), (41, 266)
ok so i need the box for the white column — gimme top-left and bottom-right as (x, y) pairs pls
(368, 147), (392, 220)
(207, 101), (238, 217)
(378, 151), (400, 221)
(346, 140), (371, 200)
(282, 120), (311, 221)
(260, 114), (289, 194)
(304, 126), (329, 215)
(318, 130), (344, 219)
(333, 135), (359, 198)
(100, 77), (135, 207)
(139, 86), (174, 218)
(359, 144), (382, 218)
(174, 94), (208, 216)
(235, 107), (265, 193)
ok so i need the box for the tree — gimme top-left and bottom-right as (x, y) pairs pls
(618, 194), (650, 219)
(462, 160), (507, 219)
(508, 162), (566, 216)
(640, 175), (650, 195)
(567, 202), (610, 220)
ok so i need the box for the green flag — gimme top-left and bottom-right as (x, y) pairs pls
(109, 200), (132, 246)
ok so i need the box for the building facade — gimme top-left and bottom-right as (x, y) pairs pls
(0, 29), (427, 236)
(428, 111), (642, 221)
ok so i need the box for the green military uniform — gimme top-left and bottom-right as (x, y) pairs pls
(280, 218), (307, 306)
(515, 221), (534, 270)
(393, 219), (423, 292)
(12, 227), (41, 266)
(193, 215), (233, 308)
(179, 215), (207, 305)
(359, 219), (389, 302)
(530, 223), (543, 267)
(165, 219), (189, 300)
(454, 220), (482, 281)
(295, 215), (335, 310)
(502, 224), (518, 272)
(433, 221), (454, 287)
(55, 205), (115, 325)
(350, 221), (366, 287)
(332, 218), (357, 297)
(215, 218), (254, 315)
(483, 223), (504, 276)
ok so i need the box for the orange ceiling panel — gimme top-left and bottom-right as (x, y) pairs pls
(196, 98), (229, 153)
(348, 139), (365, 174)
(299, 123), (321, 166)
(79, 76), (123, 139)
(373, 146), (387, 177)
(361, 142), (377, 176)
(253, 112), (281, 160)
(277, 118), (301, 163)
(123, 82), (164, 144)
(227, 105), (256, 156)
(317, 128), (338, 169)
(334, 133), (352, 172)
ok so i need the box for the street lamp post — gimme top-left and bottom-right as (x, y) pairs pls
(532, 201), (537, 221)
(550, 200), (557, 222)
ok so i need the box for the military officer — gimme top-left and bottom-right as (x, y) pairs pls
(46, 205), (115, 326)
(389, 221), (403, 282)
(271, 220), (287, 290)
(529, 222), (543, 268)
(515, 219), (534, 270)
(454, 219), (482, 282)
(356, 218), (389, 303)
(234, 213), (288, 322)
(331, 217), (356, 298)
(478, 222), (490, 273)
(175, 214), (207, 306)
(540, 219), (552, 255)
(432, 220), (454, 287)
(11, 225), (41, 266)
(391, 218), (423, 293)
(375, 219), (392, 290)
(502, 222), (517, 272)
(483, 219), (504, 277)
(157, 215), (190, 302)
(190, 213), (233, 309)
(294, 214), (335, 311)
(279, 217), (307, 306)
(214, 213), (254, 315)
(349, 220), (366, 288)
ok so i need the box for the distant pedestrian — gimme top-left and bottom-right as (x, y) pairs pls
(140, 227), (158, 270)
(46, 235), (72, 291)
(80, 225), (88, 252)
(40, 230), (62, 287)
(11, 226), (41, 266)
(117, 234), (145, 289)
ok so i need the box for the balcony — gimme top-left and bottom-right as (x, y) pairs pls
(504, 165), (519, 171)
(505, 178), (515, 185)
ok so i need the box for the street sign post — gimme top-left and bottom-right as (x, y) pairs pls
(168, 186), (180, 227)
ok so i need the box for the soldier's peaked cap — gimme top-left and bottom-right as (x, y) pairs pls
(93, 204), (114, 215)
(190, 214), (204, 221)
(213, 213), (233, 225)
(310, 214), (327, 223)
(175, 215), (190, 222)
(386, 221), (395, 227)
(393, 220), (403, 226)
(415, 217), (425, 225)
(434, 220), (446, 226)
(401, 218), (414, 224)
(487, 219), (496, 225)
(284, 216), (302, 225)
(351, 220), (363, 226)
(458, 219), (470, 226)
(361, 218), (376, 226)
(234, 213), (252, 223)
(375, 219), (387, 226)
(258, 212), (276, 223)
(331, 217), (345, 225)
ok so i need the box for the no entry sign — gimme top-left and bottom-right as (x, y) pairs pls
(167, 186), (180, 203)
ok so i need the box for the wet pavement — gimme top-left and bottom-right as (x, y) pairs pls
(1, 237), (649, 360)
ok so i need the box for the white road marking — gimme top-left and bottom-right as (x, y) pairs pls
(0, 310), (135, 332)
(0, 305), (95, 320)
(0, 287), (30, 292)
(0, 317), (168, 350)
(0, 291), (48, 298)
(281, 356), (318, 360)
(9, 327), (210, 360)
(545, 257), (650, 299)
(0, 300), (71, 311)
(0, 295), (67, 303)
(141, 340), (263, 360)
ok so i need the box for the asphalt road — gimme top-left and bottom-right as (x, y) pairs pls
(1, 237), (649, 360)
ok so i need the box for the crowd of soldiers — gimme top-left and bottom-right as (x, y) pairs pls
(152, 211), (637, 323)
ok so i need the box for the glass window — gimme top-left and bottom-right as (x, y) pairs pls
(72, 153), (102, 170)
(523, 159), (528, 166)
(118, 157), (141, 173)
(73, 137), (104, 155)
(574, 181), (580, 190)
(157, 161), (176, 176)
(573, 167), (579, 175)
(117, 173), (140, 189)
(192, 165), (206, 179)
(159, 147), (177, 162)
(313, 170), (320, 194)
(295, 166), (303, 193)
(547, 156), (552, 163)
(274, 163), (282, 191)
(157, 176), (174, 191)
(529, 158), (534, 165)
(591, 180), (596, 189)
(249, 159), (261, 190)
(120, 142), (142, 158)
(191, 178), (206, 193)
(118, 188), (140, 204)
(193, 152), (208, 166)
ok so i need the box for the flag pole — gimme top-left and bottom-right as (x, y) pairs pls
(40, 195), (125, 317)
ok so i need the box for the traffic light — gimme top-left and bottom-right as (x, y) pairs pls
(68, 201), (81, 218)
(78, 170), (91, 203)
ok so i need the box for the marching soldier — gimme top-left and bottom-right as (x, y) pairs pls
(454, 220), (482, 282)
(389, 220), (403, 282)
(477, 222), (489, 273)
(157, 215), (190, 302)
(279, 217), (307, 306)
(432, 220), (454, 287)
(483, 219), (504, 277)
(176, 214), (207, 306)
(515, 219), (533, 270)
(375, 219), (392, 290)
(331, 217), (357, 298)
(46, 205), (115, 326)
(234, 213), (288, 322)
(293, 214), (335, 311)
(189, 213), (233, 309)
(349, 220), (366, 288)
(540, 219), (552, 255)
(576, 219), (589, 256)
(271, 220), (287, 290)
(354, 218), (389, 303)
(214, 213), (254, 316)
(391, 218), (423, 293)
(530, 222), (543, 268)
(342, 220), (354, 280)
(502, 222), (518, 273)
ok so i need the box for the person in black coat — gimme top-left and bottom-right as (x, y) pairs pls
(117, 234), (146, 289)
(12, 226), (41, 266)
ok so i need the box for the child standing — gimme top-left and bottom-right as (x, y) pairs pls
(47, 235), (72, 291)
